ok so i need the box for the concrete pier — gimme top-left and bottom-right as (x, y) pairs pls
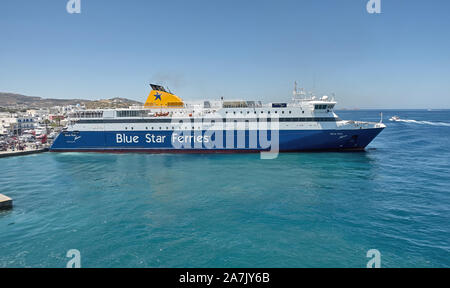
(0, 194), (13, 210)
(0, 148), (48, 159)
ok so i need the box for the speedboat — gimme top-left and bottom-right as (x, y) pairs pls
(389, 116), (400, 122)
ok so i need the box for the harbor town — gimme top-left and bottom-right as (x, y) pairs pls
(0, 106), (75, 155)
(0, 93), (141, 156)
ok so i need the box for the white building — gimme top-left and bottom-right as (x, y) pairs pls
(0, 113), (36, 135)
(0, 113), (18, 135)
(17, 116), (36, 130)
(26, 108), (49, 118)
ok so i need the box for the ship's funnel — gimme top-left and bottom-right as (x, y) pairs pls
(144, 84), (184, 108)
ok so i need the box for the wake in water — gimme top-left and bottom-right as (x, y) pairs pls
(389, 116), (450, 127)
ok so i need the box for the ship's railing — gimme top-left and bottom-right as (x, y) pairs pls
(67, 108), (224, 120)
(292, 88), (336, 103)
(339, 120), (385, 129)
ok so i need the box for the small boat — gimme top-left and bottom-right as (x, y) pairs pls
(389, 116), (400, 121)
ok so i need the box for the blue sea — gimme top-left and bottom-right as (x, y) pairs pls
(0, 110), (449, 268)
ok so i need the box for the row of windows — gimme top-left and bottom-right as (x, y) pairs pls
(315, 104), (334, 110)
(124, 126), (278, 130)
(77, 117), (340, 124)
(283, 117), (339, 122)
(18, 119), (34, 123)
(117, 110), (311, 118)
(225, 110), (302, 115)
(125, 126), (243, 131)
(117, 110), (148, 117)
(83, 109), (332, 118)
(125, 126), (176, 130)
(71, 112), (103, 118)
(222, 101), (262, 108)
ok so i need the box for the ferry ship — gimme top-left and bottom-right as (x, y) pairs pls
(50, 83), (385, 153)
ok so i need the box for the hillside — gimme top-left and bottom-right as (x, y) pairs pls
(0, 93), (142, 110)
(84, 97), (143, 109)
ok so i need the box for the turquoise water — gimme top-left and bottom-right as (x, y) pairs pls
(0, 110), (449, 268)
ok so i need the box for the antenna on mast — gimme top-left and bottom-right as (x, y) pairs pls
(293, 81), (307, 101)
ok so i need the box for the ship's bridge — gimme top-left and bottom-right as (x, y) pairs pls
(310, 98), (337, 111)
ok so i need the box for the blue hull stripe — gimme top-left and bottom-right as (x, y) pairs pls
(50, 129), (384, 152)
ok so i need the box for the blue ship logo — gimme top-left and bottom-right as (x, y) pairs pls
(63, 133), (82, 144)
(154, 93), (162, 101)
